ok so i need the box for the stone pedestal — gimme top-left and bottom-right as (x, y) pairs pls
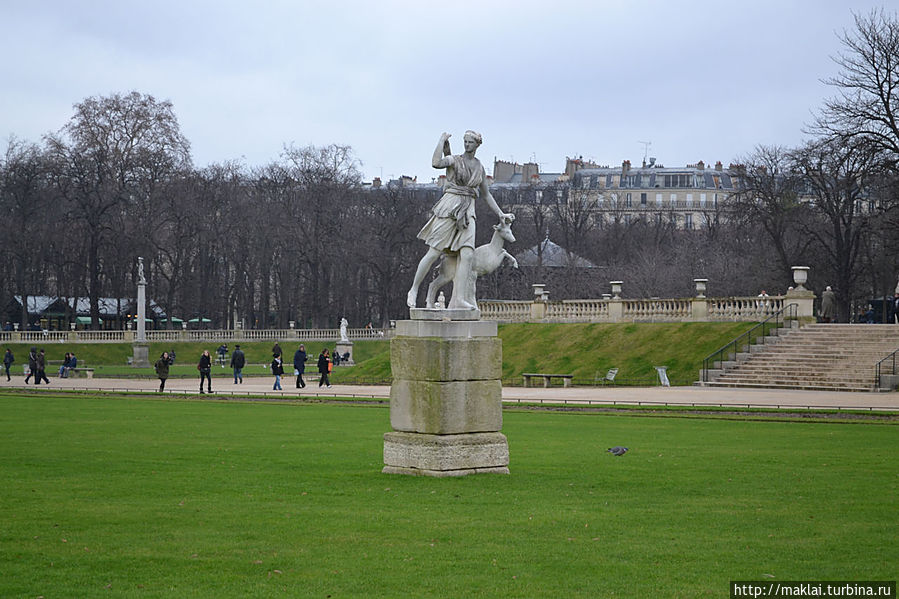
(383, 318), (509, 476)
(132, 342), (151, 368)
(335, 341), (355, 365)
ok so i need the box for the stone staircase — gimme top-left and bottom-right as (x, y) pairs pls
(700, 324), (899, 392)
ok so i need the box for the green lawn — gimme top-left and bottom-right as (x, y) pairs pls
(1, 393), (895, 598)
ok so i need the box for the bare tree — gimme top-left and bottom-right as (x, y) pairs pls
(46, 91), (191, 328)
(815, 9), (899, 169)
(729, 146), (814, 289)
(791, 138), (878, 321)
(0, 138), (54, 326)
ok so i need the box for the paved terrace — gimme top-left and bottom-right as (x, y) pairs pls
(5, 376), (899, 411)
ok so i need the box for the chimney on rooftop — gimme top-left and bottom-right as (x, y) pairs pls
(621, 160), (631, 178)
(715, 161), (723, 171)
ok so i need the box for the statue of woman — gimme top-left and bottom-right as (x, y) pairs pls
(407, 131), (513, 310)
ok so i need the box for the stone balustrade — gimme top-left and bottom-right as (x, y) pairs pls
(480, 270), (817, 323)
(0, 327), (391, 344)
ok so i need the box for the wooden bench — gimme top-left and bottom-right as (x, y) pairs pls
(522, 373), (573, 388)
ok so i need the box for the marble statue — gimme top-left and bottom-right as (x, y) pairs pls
(407, 131), (514, 311)
(137, 256), (146, 285)
(339, 317), (349, 343)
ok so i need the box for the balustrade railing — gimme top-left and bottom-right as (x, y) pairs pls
(622, 298), (692, 322)
(2, 294), (809, 343)
(706, 296), (784, 321)
(544, 300), (610, 322)
(478, 295), (792, 324)
(478, 300), (531, 321)
(0, 327), (392, 344)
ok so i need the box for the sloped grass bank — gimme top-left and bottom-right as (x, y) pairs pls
(1, 394), (895, 598)
(3, 321), (757, 385)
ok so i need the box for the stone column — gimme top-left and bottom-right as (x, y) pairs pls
(691, 278), (709, 321)
(383, 311), (509, 477)
(608, 281), (624, 322)
(131, 257), (151, 368)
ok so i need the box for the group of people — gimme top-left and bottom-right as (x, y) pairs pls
(152, 343), (337, 393)
(270, 343), (333, 391)
(57, 352), (78, 378)
(1, 347), (79, 384)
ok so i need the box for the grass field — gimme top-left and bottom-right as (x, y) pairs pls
(1, 393), (896, 598)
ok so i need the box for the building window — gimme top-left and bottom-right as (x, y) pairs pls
(700, 193), (707, 207)
(685, 213), (694, 229)
(663, 174), (693, 188)
(640, 192), (647, 205)
(535, 190), (543, 204)
(655, 193), (663, 205)
(686, 193), (693, 207)
(626, 192), (632, 207)
(670, 193), (677, 206)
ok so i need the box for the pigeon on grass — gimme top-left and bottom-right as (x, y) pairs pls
(607, 446), (628, 456)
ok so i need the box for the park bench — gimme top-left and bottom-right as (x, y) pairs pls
(68, 368), (95, 379)
(522, 373), (573, 388)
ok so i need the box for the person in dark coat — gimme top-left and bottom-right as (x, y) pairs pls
(36, 349), (50, 384)
(820, 286), (836, 323)
(230, 344), (245, 384)
(198, 350), (212, 394)
(3, 348), (14, 381)
(272, 342), (282, 358)
(293, 344), (307, 388)
(155, 352), (170, 392)
(317, 348), (332, 388)
(25, 347), (37, 384)
(58, 353), (71, 377)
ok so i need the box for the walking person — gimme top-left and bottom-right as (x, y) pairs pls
(272, 354), (284, 390)
(155, 352), (170, 392)
(293, 344), (307, 388)
(36, 349), (50, 385)
(25, 347), (37, 384)
(3, 348), (14, 381)
(317, 348), (332, 388)
(230, 344), (245, 384)
(198, 350), (212, 394)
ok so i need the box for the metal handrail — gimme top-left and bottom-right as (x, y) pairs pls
(874, 349), (899, 388)
(701, 303), (799, 382)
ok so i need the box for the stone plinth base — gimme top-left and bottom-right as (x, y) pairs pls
(382, 431), (509, 477)
(384, 318), (508, 476)
(335, 341), (354, 365)
(131, 342), (151, 368)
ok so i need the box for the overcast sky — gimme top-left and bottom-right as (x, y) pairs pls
(1, 0), (892, 181)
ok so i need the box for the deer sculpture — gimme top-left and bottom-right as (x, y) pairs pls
(426, 215), (518, 310)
